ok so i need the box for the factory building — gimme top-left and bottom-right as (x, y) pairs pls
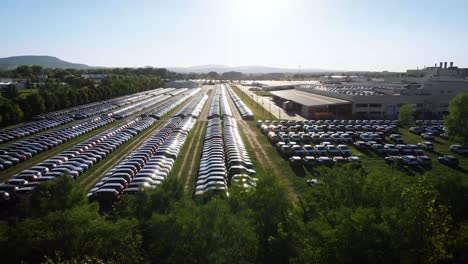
(270, 62), (468, 119)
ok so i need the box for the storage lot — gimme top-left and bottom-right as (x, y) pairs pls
(0, 84), (466, 206)
(0, 87), (205, 203)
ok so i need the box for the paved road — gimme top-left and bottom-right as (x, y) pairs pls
(236, 84), (306, 121)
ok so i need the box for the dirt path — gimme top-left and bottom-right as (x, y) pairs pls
(176, 121), (202, 179)
(183, 121), (206, 193)
(225, 87), (299, 202)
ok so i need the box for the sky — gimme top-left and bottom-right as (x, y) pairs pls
(1, 0), (467, 71)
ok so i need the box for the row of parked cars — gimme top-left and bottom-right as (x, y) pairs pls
(88, 117), (190, 202)
(224, 84), (254, 120)
(144, 89), (198, 119)
(195, 89), (257, 198)
(173, 91), (208, 118)
(260, 120), (399, 136)
(0, 89), (198, 201)
(195, 118), (228, 197)
(0, 116), (159, 201)
(0, 89), (196, 171)
(87, 92), (206, 203)
(112, 92), (172, 119)
(0, 116), (115, 170)
(35, 88), (170, 120)
(222, 117), (256, 189)
(0, 116), (74, 144)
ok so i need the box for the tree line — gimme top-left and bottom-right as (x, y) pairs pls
(0, 162), (466, 263)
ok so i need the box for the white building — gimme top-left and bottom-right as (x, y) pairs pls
(291, 62), (468, 119)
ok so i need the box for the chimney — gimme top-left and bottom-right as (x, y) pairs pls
(450, 62), (453, 68)
(444, 62), (447, 69)
(440, 62), (443, 68)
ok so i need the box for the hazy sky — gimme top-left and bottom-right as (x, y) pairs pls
(1, 0), (467, 71)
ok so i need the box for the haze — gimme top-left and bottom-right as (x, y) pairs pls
(1, 0), (467, 71)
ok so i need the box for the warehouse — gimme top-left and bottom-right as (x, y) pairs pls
(270, 89), (352, 119)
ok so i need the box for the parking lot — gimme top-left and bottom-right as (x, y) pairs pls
(0, 87), (206, 202)
(0, 83), (467, 206)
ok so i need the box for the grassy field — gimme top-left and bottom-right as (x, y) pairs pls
(18, 89), (38, 98)
(166, 121), (207, 196)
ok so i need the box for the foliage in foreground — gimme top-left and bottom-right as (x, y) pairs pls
(444, 92), (468, 144)
(0, 164), (467, 264)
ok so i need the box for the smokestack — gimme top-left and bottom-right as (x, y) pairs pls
(450, 62), (453, 68)
(440, 62), (443, 68)
(444, 62), (447, 69)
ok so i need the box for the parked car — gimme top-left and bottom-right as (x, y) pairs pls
(389, 134), (404, 144)
(407, 144), (424, 156)
(449, 145), (468, 155)
(417, 141), (434, 151)
(402, 155), (419, 166)
(303, 156), (317, 167)
(410, 127), (422, 134)
(421, 132), (435, 140)
(417, 156), (432, 167)
(289, 156), (303, 167)
(347, 156), (361, 163)
(385, 156), (403, 166)
(438, 155), (459, 167)
(371, 144), (387, 156)
(337, 145), (352, 156)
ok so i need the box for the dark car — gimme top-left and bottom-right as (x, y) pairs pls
(438, 155), (459, 167)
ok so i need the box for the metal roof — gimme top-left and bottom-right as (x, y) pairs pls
(270, 89), (350, 107)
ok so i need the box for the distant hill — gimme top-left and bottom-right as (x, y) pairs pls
(167, 65), (333, 74)
(0, 56), (93, 70)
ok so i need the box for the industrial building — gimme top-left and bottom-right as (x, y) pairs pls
(270, 89), (351, 119)
(270, 62), (468, 119)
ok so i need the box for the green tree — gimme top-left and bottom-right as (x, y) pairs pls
(1, 84), (19, 99)
(444, 92), (468, 144)
(0, 98), (23, 124)
(398, 104), (415, 127)
(207, 71), (219, 79)
(147, 199), (258, 263)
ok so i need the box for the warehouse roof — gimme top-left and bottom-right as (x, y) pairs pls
(270, 89), (351, 106)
